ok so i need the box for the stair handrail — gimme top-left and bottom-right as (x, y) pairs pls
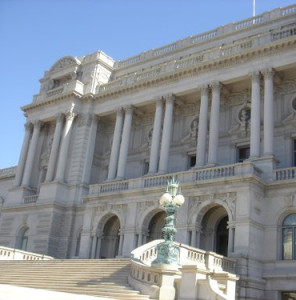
(0, 245), (53, 260)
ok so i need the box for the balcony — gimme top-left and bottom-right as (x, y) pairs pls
(88, 162), (262, 196)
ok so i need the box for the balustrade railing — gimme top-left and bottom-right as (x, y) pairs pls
(24, 194), (38, 204)
(101, 22), (296, 95)
(0, 246), (53, 260)
(116, 4), (296, 68)
(0, 166), (16, 178)
(275, 167), (296, 181)
(89, 162), (264, 196)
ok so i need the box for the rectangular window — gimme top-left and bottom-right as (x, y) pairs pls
(143, 161), (149, 175)
(237, 146), (250, 163)
(188, 155), (196, 169)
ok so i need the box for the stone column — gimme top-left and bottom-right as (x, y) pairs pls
(190, 229), (197, 248)
(107, 108), (124, 180)
(196, 86), (209, 167)
(208, 82), (221, 165)
(228, 223), (235, 254)
(158, 95), (175, 174)
(95, 236), (102, 258)
(250, 72), (261, 158)
(22, 120), (42, 187)
(263, 69), (274, 156)
(148, 98), (164, 174)
(14, 122), (32, 187)
(55, 110), (76, 182)
(118, 233), (124, 256)
(81, 114), (99, 184)
(116, 106), (133, 180)
(45, 114), (64, 182)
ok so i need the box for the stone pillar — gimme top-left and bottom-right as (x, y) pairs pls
(148, 98), (164, 174)
(158, 95), (175, 174)
(55, 110), (76, 182)
(14, 122), (32, 187)
(196, 86), (209, 167)
(22, 120), (42, 187)
(137, 233), (143, 247)
(90, 235), (97, 259)
(45, 114), (64, 182)
(81, 115), (99, 184)
(208, 82), (221, 165)
(228, 223), (235, 254)
(190, 229), (197, 248)
(95, 237), (102, 258)
(250, 72), (261, 158)
(107, 108), (124, 180)
(116, 106), (133, 179)
(263, 69), (274, 156)
(118, 233), (124, 256)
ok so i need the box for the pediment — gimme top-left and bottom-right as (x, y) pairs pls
(49, 56), (81, 73)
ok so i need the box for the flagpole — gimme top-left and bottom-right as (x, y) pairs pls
(253, 0), (256, 17)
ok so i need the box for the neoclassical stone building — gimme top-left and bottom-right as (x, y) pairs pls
(1, 4), (296, 299)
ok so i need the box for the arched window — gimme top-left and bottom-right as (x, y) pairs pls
(16, 227), (29, 251)
(282, 214), (296, 260)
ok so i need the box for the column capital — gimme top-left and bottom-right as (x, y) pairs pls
(163, 93), (176, 103)
(33, 120), (42, 129)
(155, 96), (164, 106)
(55, 113), (65, 123)
(115, 107), (123, 115)
(249, 71), (261, 81)
(65, 110), (77, 121)
(123, 105), (134, 114)
(24, 121), (32, 131)
(210, 81), (222, 91)
(200, 84), (209, 94)
(262, 68), (275, 79)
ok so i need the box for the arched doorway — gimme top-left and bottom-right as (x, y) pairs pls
(200, 205), (229, 256)
(147, 211), (166, 242)
(99, 215), (120, 258)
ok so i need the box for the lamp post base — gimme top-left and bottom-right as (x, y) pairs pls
(152, 241), (180, 266)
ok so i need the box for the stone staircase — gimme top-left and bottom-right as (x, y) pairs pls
(0, 259), (150, 300)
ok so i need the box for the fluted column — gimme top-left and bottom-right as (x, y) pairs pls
(263, 69), (274, 156)
(116, 106), (133, 179)
(81, 114), (99, 184)
(250, 72), (261, 158)
(107, 108), (124, 180)
(45, 114), (64, 182)
(55, 110), (76, 182)
(158, 94), (175, 174)
(22, 120), (42, 187)
(227, 223), (235, 254)
(148, 98), (164, 174)
(208, 82), (221, 165)
(196, 86), (209, 167)
(14, 122), (32, 187)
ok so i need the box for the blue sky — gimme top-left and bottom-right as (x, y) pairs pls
(1, 0), (295, 169)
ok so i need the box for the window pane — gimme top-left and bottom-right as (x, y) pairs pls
(283, 228), (293, 259)
(283, 214), (296, 226)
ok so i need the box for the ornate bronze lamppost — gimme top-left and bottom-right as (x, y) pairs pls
(152, 178), (185, 266)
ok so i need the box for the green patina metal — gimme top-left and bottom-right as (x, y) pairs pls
(152, 178), (184, 266)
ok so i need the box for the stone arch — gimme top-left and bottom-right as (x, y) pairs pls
(98, 213), (121, 259)
(141, 208), (166, 244)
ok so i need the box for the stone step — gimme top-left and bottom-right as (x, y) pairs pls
(0, 259), (150, 300)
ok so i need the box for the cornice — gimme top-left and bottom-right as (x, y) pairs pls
(93, 36), (296, 101)
(21, 35), (296, 113)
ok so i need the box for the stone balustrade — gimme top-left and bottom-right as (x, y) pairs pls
(274, 166), (296, 181)
(116, 4), (296, 68)
(0, 246), (53, 260)
(0, 166), (17, 178)
(129, 240), (237, 300)
(33, 80), (84, 102)
(24, 194), (38, 204)
(100, 23), (296, 95)
(89, 162), (263, 196)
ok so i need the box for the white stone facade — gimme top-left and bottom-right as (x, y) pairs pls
(1, 5), (296, 299)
